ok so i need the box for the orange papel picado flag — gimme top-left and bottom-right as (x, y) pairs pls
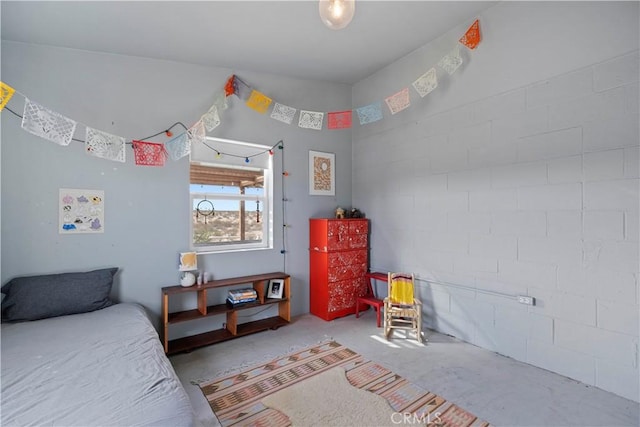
(459, 19), (481, 50)
(224, 75), (237, 97)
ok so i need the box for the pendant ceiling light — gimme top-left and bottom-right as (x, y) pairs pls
(319, 0), (355, 30)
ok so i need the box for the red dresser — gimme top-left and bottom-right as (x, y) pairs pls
(309, 218), (369, 321)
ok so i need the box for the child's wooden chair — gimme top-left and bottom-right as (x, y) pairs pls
(383, 272), (422, 342)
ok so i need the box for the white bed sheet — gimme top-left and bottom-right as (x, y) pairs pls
(1, 303), (195, 427)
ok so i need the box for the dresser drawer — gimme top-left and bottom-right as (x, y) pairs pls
(328, 250), (367, 268)
(328, 277), (367, 313)
(328, 263), (367, 282)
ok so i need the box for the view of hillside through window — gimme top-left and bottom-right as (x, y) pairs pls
(192, 201), (263, 244)
(191, 185), (264, 245)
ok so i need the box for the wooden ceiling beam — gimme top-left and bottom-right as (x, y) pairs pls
(190, 165), (264, 188)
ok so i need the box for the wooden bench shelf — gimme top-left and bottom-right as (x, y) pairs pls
(162, 272), (291, 354)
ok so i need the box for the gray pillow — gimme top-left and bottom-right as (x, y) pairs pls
(1, 268), (118, 322)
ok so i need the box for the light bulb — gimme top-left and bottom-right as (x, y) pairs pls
(332, 2), (343, 19)
(319, 0), (355, 30)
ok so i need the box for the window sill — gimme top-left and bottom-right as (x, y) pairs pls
(194, 246), (273, 256)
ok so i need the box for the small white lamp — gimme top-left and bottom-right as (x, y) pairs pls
(319, 0), (356, 30)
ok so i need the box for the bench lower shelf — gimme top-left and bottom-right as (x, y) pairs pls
(166, 315), (289, 355)
(162, 272), (291, 354)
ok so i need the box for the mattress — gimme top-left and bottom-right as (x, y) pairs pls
(1, 303), (195, 427)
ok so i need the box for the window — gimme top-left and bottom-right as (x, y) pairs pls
(190, 138), (273, 253)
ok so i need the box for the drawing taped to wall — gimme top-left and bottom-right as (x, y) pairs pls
(309, 150), (335, 196)
(59, 188), (104, 234)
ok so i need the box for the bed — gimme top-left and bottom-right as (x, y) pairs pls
(1, 269), (196, 427)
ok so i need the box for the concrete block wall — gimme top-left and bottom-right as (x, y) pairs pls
(354, 42), (639, 401)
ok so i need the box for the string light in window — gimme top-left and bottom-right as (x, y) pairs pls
(200, 139), (282, 162)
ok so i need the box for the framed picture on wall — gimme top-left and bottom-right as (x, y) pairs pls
(309, 150), (335, 196)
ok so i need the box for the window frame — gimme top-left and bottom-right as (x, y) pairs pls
(189, 140), (273, 254)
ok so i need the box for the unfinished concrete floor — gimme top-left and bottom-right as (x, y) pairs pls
(170, 312), (639, 427)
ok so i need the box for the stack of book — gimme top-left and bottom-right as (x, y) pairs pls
(227, 288), (258, 306)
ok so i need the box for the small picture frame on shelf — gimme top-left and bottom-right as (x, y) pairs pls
(267, 279), (284, 299)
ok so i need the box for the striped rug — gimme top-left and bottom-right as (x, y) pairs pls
(198, 341), (491, 427)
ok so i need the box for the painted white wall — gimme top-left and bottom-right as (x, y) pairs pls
(0, 41), (353, 333)
(353, 2), (639, 401)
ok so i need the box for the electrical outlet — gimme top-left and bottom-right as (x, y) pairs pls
(517, 295), (535, 306)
